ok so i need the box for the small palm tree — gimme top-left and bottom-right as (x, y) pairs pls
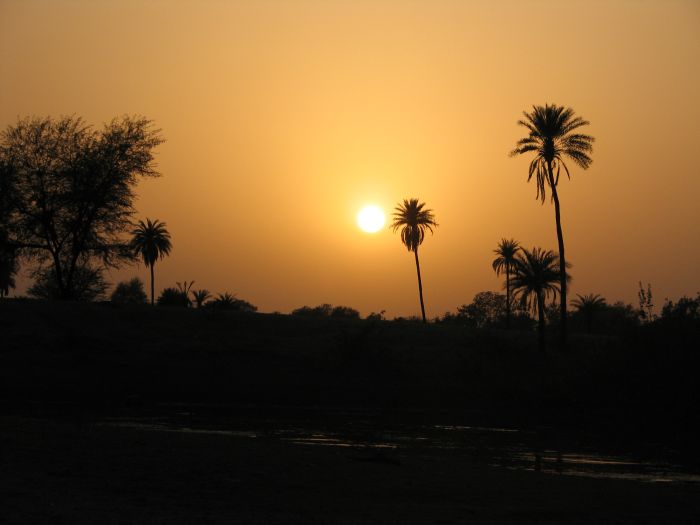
(192, 289), (211, 308)
(511, 247), (566, 352)
(391, 198), (438, 323)
(571, 293), (606, 334)
(492, 238), (520, 328)
(510, 104), (594, 347)
(176, 280), (194, 307)
(130, 219), (172, 305)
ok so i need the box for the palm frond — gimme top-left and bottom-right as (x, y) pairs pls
(510, 246), (562, 315)
(130, 218), (172, 267)
(492, 238), (520, 276)
(511, 104), (594, 202)
(391, 198), (438, 252)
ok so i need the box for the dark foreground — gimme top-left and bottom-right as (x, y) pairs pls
(2, 299), (700, 523)
(3, 415), (700, 524)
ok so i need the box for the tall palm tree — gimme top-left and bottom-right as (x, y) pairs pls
(130, 219), (172, 305)
(492, 238), (520, 328)
(511, 247), (567, 352)
(571, 293), (606, 334)
(391, 198), (438, 323)
(510, 104), (594, 348)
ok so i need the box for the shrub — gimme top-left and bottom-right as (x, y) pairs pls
(28, 264), (108, 301)
(110, 278), (147, 305)
(157, 287), (190, 307)
(292, 304), (359, 319)
(209, 292), (257, 312)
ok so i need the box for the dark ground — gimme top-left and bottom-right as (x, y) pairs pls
(1, 299), (699, 523)
(2, 416), (700, 524)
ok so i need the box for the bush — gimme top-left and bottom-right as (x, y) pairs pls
(292, 304), (332, 317)
(292, 304), (359, 319)
(110, 278), (147, 305)
(661, 294), (700, 321)
(330, 306), (360, 319)
(366, 310), (386, 322)
(28, 264), (108, 301)
(157, 287), (190, 307)
(568, 300), (639, 335)
(209, 292), (257, 312)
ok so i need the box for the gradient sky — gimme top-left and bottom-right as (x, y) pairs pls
(1, 0), (699, 317)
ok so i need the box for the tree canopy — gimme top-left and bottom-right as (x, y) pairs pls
(0, 115), (163, 299)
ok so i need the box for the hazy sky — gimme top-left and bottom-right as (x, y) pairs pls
(1, 0), (699, 316)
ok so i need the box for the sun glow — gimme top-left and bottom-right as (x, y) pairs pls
(357, 205), (385, 233)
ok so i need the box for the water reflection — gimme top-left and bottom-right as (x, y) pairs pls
(99, 413), (700, 485)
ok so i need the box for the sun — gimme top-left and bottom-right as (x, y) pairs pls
(357, 205), (385, 233)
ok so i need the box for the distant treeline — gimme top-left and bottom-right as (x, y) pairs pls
(9, 271), (700, 338)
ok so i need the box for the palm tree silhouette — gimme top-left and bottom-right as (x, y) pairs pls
(391, 198), (438, 323)
(511, 247), (567, 352)
(571, 293), (606, 334)
(492, 238), (520, 328)
(130, 219), (172, 305)
(510, 104), (594, 348)
(192, 289), (212, 308)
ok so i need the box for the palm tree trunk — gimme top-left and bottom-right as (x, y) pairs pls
(505, 266), (511, 328)
(537, 292), (546, 353)
(414, 248), (427, 323)
(547, 162), (567, 349)
(150, 263), (155, 306)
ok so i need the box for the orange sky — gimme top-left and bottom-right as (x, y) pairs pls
(1, 0), (699, 317)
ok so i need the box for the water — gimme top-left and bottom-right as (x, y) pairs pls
(99, 408), (700, 485)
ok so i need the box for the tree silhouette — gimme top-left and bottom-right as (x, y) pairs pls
(571, 293), (606, 334)
(157, 287), (189, 307)
(0, 116), (163, 299)
(28, 263), (108, 301)
(130, 219), (172, 305)
(638, 282), (655, 323)
(111, 277), (148, 305)
(492, 238), (520, 328)
(510, 104), (594, 348)
(511, 247), (566, 352)
(0, 162), (17, 298)
(191, 289), (211, 308)
(210, 292), (258, 312)
(391, 198), (438, 323)
(176, 280), (194, 307)
(0, 239), (18, 298)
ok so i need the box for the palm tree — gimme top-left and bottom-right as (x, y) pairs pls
(571, 293), (606, 334)
(510, 104), (594, 348)
(176, 280), (194, 307)
(492, 238), (520, 328)
(511, 247), (566, 352)
(130, 219), (172, 305)
(192, 289), (211, 308)
(391, 198), (438, 323)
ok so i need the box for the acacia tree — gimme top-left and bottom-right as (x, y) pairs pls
(510, 104), (594, 348)
(0, 161), (18, 297)
(391, 198), (438, 323)
(0, 115), (164, 299)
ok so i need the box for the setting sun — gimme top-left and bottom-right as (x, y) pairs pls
(357, 205), (385, 233)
